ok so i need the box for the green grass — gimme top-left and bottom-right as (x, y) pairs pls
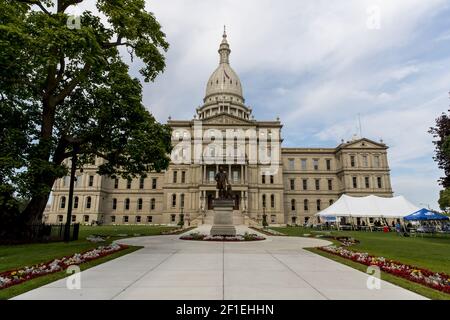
(0, 225), (176, 299)
(271, 226), (450, 300)
(272, 226), (450, 274)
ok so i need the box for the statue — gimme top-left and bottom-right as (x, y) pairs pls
(215, 166), (233, 200)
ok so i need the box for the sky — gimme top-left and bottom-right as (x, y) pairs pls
(74, 0), (450, 209)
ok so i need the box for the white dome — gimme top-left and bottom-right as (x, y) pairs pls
(204, 30), (244, 102)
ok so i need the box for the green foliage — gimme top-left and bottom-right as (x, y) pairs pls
(0, 0), (172, 230)
(438, 188), (450, 212)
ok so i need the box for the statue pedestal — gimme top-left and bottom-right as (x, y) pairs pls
(210, 199), (236, 236)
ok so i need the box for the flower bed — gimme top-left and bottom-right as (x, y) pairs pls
(180, 232), (265, 242)
(0, 243), (127, 290)
(319, 245), (450, 294)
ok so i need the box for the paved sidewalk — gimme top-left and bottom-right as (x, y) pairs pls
(13, 226), (426, 300)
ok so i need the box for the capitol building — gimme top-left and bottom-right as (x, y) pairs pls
(44, 31), (393, 226)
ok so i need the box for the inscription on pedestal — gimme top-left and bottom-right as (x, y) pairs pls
(210, 199), (236, 236)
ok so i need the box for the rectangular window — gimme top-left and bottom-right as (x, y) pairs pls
(114, 178), (119, 189)
(125, 199), (130, 210)
(317, 200), (321, 211)
(152, 178), (157, 189)
(377, 177), (382, 188)
(180, 194), (185, 209)
(353, 177), (358, 188)
(181, 171), (186, 183)
(172, 194), (177, 207)
(301, 159), (307, 170)
(84, 215), (89, 223)
(139, 177), (145, 189)
(365, 177), (370, 188)
(86, 197), (91, 209)
(71, 215), (76, 222)
(173, 171), (177, 183)
(315, 179), (320, 191)
(270, 195), (275, 208)
(328, 179), (333, 191)
(362, 155), (368, 167)
(271, 215), (276, 223)
(270, 175), (274, 184)
(136, 216), (141, 223)
(304, 200), (309, 211)
(326, 159), (331, 171)
(112, 198), (117, 210)
(290, 179), (295, 190)
(289, 159), (295, 170)
(262, 174), (266, 184)
(374, 156), (380, 168)
(88, 175), (94, 187)
(138, 198), (143, 210)
(147, 216), (153, 223)
(233, 171), (239, 182)
(302, 179), (308, 190)
(150, 198), (155, 210)
(74, 197), (78, 209)
(124, 216), (129, 223)
(350, 156), (356, 167)
(209, 171), (215, 182)
(171, 214), (176, 222)
(111, 216), (116, 223)
(126, 179), (131, 189)
(58, 215), (63, 223)
(313, 159), (319, 170)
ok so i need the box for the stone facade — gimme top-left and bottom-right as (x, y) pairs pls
(44, 31), (393, 226)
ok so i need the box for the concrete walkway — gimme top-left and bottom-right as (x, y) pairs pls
(13, 226), (426, 300)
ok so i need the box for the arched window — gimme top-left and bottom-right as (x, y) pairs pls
(291, 199), (296, 211)
(270, 194), (275, 208)
(112, 198), (117, 210)
(304, 199), (309, 211)
(73, 196), (79, 209)
(262, 194), (266, 208)
(60, 196), (66, 209)
(151, 198), (156, 210)
(125, 198), (130, 210)
(86, 196), (91, 209)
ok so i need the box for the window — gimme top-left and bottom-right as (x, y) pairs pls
(112, 198), (117, 210)
(328, 179), (333, 191)
(74, 196), (79, 209)
(317, 199), (321, 211)
(304, 217), (310, 224)
(326, 159), (331, 171)
(270, 175), (274, 184)
(262, 194), (266, 208)
(111, 216), (116, 223)
(152, 178), (157, 189)
(315, 179), (320, 191)
(289, 159), (295, 170)
(377, 177), (382, 188)
(291, 199), (296, 211)
(86, 196), (91, 209)
(374, 156), (380, 168)
(233, 171), (239, 182)
(365, 177), (370, 188)
(171, 214), (176, 222)
(126, 179), (132, 189)
(139, 177), (145, 189)
(71, 215), (76, 222)
(123, 216), (129, 223)
(138, 198), (143, 210)
(209, 171), (215, 182)
(329, 199), (334, 206)
(172, 194), (177, 207)
(60, 196), (66, 209)
(362, 155), (368, 167)
(57, 215), (63, 223)
(313, 159), (319, 170)
(147, 216), (153, 223)
(350, 155), (356, 167)
(270, 194), (275, 208)
(302, 179), (308, 190)
(262, 174), (266, 184)
(290, 179), (295, 190)
(271, 215), (276, 223)
(181, 171), (186, 183)
(114, 178), (119, 189)
(304, 199), (309, 211)
(180, 194), (185, 209)
(352, 177), (358, 188)
(75, 175), (81, 187)
(136, 216), (141, 223)
(125, 198), (130, 210)
(151, 198), (156, 210)
(173, 171), (178, 183)
(83, 215), (89, 223)
(89, 175), (94, 187)
(301, 159), (307, 170)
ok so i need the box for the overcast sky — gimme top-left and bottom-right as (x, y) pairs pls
(75, 0), (450, 209)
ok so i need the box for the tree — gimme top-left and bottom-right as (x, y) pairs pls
(429, 94), (450, 211)
(0, 0), (172, 238)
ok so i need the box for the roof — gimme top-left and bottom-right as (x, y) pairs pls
(404, 208), (449, 221)
(315, 194), (419, 218)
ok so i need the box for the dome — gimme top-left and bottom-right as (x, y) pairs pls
(204, 29), (244, 102)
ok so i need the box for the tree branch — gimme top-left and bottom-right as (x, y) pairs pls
(54, 63), (91, 104)
(57, 0), (83, 13)
(17, 0), (51, 15)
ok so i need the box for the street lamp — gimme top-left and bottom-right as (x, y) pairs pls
(64, 145), (79, 242)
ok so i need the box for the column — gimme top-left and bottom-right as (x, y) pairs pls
(228, 164), (232, 183)
(240, 165), (244, 184)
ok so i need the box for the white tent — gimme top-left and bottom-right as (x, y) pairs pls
(315, 194), (419, 219)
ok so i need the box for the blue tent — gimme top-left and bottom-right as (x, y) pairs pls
(404, 208), (449, 221)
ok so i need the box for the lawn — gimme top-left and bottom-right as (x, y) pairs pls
(271, 226), (450, 274)
(271, 226), (450, 300)
(0, 225), (177, 299)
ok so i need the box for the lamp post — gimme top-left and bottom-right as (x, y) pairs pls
(64, 145), (79, 242)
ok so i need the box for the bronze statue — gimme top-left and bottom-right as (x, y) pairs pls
(215, 166), (232, 199)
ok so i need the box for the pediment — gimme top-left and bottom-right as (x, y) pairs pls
(202, 113), (253, 125)
(340, 138), (387, 149)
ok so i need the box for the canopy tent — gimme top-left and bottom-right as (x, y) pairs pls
(404, 208), (449, 221)
(315, 194), (420, 219)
